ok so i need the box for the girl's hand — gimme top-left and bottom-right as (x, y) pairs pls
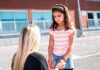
(57, 59), (66, 69)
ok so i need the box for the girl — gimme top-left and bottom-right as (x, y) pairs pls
(48, 4), (76, 70)
(12, 24), (48, 70)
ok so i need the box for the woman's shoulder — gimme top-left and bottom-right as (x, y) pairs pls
(28, 52), (47, 63)
(25, 52), (47, 66)
(27, 52), (48, 69)
(24, 52), (48, 70)
(30, 52), (45, 59)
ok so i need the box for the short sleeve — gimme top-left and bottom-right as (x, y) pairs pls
(68, 28), (76, 35)
(49, 29), (54, 35)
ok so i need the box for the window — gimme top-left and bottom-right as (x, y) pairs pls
(87, 13), (94, 27)
(42, 12), (52, 20)
(0, 12), (14, 32)
(14, 12), (27, 21)
(97, 13), (100, 19)
(32, 11), (52, 31)
(32, 11), (52, 20)
(97, 13), (100, 26)
(0, 11), (28, 32)
(88, 13), (94, 19)
(2, 21), (14, 32)
(87, 12), (100, 27)
(14, 12), (28, 31)
(0, 12), (14, 21)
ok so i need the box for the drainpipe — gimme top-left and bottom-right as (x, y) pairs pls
(0, 18), (2, 32)
(28, 9), (32, 24)
(77, 0), (83, 36)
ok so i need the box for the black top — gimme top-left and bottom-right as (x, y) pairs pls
(12, 52), (48, 70)
(24, 52), (48, 70)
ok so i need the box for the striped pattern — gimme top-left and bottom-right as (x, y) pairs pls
(49, 29), (74, 56)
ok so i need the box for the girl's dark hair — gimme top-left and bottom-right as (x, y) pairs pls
(50, 4), (72, 30)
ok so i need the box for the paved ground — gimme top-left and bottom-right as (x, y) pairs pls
(0, 36), (100, 70)
(73, 36), (100, 70)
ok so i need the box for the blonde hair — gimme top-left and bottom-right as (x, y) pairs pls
(12, 24), (40, 70)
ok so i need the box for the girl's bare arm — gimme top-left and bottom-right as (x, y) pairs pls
(48, 34), (54, 68)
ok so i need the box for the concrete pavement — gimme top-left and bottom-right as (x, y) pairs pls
(0, 36), (100, 70)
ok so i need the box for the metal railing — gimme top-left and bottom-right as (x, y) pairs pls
(32, 20), (52, 33)
(98, 19), (100, 26)
(0, 21), (28, 33)
(0, 20), (52, 34)
(87, 19), (100, 28)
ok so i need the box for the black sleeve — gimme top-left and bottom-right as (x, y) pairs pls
(24, 53), (48, 70)
(32, 53), (48, 70)
(24, 55), (41, 70)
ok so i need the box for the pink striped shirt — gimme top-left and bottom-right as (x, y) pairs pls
(49, 28), (75, 56)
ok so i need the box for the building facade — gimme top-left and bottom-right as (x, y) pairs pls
(0, 0), (100, 36)
(80, 0), (100, 28)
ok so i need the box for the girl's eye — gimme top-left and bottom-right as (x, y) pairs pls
(58, 15), (61, 17)
(54, 15), (61, 18)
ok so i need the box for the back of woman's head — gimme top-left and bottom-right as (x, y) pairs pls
(51, 4), (72, 30)
(20, 24), (40, 52)
(12, 24), (40, 70)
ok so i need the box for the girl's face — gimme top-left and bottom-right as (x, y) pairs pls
(53, 11), (64, 25)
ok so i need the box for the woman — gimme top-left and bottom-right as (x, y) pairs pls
(12, 24), (48, 70)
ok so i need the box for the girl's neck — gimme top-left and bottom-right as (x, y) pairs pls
(57, 25), (65, 31)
